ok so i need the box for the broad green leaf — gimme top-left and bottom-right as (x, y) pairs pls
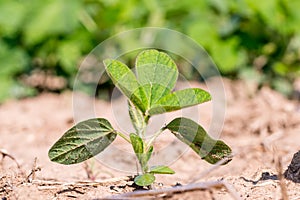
(104, 59), (148, 113)
(128, 101), (147, 134)
(148, 88), (211, 115)
(165, 117), (232, 164)
(136, 49), (178, 106)
(149, 165), (175, 174)
(134, 173), (155, 186)
(48, 118), (117, 165)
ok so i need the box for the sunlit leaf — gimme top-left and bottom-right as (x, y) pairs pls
(128, 101), (147, 134)
(136, 49), (178, 106)
(149, 165), (175, 174)
(104, 59), (148, 113)
(148, 88), (211, 115)
(165, 117), (232, 164)
(48, 118), (117, 165)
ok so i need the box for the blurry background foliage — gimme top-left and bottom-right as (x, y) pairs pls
(0, 0), (300, 102)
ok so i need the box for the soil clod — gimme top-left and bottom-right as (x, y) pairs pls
(284, 150), (300, 183)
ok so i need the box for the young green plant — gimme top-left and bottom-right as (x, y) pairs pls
(48, 49), (232, 187)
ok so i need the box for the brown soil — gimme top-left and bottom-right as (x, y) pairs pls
(1, 79), (300, 200)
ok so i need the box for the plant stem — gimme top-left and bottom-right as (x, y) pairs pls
(146, 128), (164, 149)
(116, 131), (131, 143)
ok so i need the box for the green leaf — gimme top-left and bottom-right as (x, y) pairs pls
(165, 117), (232, 164)
(104, 59), (148, 113)
(129, 133), (144, 160)
(0, 1), (26, 36)
(48, 118), (117, 165)
(145, 146), (153, 163)
(130, 133), (153, 172)
(0, 40), (28, 76)
(23, 0), (82, 45)
(149, 88), (211, 115)
(136, 49), (178, 106)
(130, 134), (154, 172)
(149, 165), (175, 174)
(128, 101), (147, 134)
(57, 40), (82, 75)
(134, 173), (155, 186)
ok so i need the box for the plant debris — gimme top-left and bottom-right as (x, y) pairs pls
(240, 172), (278, 185)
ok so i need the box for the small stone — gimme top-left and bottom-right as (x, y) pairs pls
(173, 182), (182, 187)
(284, 150), (300, 183)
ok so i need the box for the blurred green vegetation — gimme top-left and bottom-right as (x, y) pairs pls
(0, 0), (300, 102)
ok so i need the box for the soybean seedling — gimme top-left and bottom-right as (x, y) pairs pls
(48, 49), (232, 187)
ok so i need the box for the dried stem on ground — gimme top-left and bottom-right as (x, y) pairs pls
(0, 149), (21, 170)
(103, 180), (242, 200)
(32, 176), (132, 190)
(26, 157), (41, 183)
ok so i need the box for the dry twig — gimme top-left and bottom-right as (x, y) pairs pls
(0, 149), (21, 169)
(33, 176), (132, 190)
(26, 157), (41, 183)
(103, 180), (242, 200)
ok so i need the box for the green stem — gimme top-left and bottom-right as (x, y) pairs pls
(116, 131), (131, 143)
(146, 128), (164, 149)
(139, 116), (148, 141)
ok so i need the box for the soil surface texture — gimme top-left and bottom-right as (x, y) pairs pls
(1, 79), (300, 199)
